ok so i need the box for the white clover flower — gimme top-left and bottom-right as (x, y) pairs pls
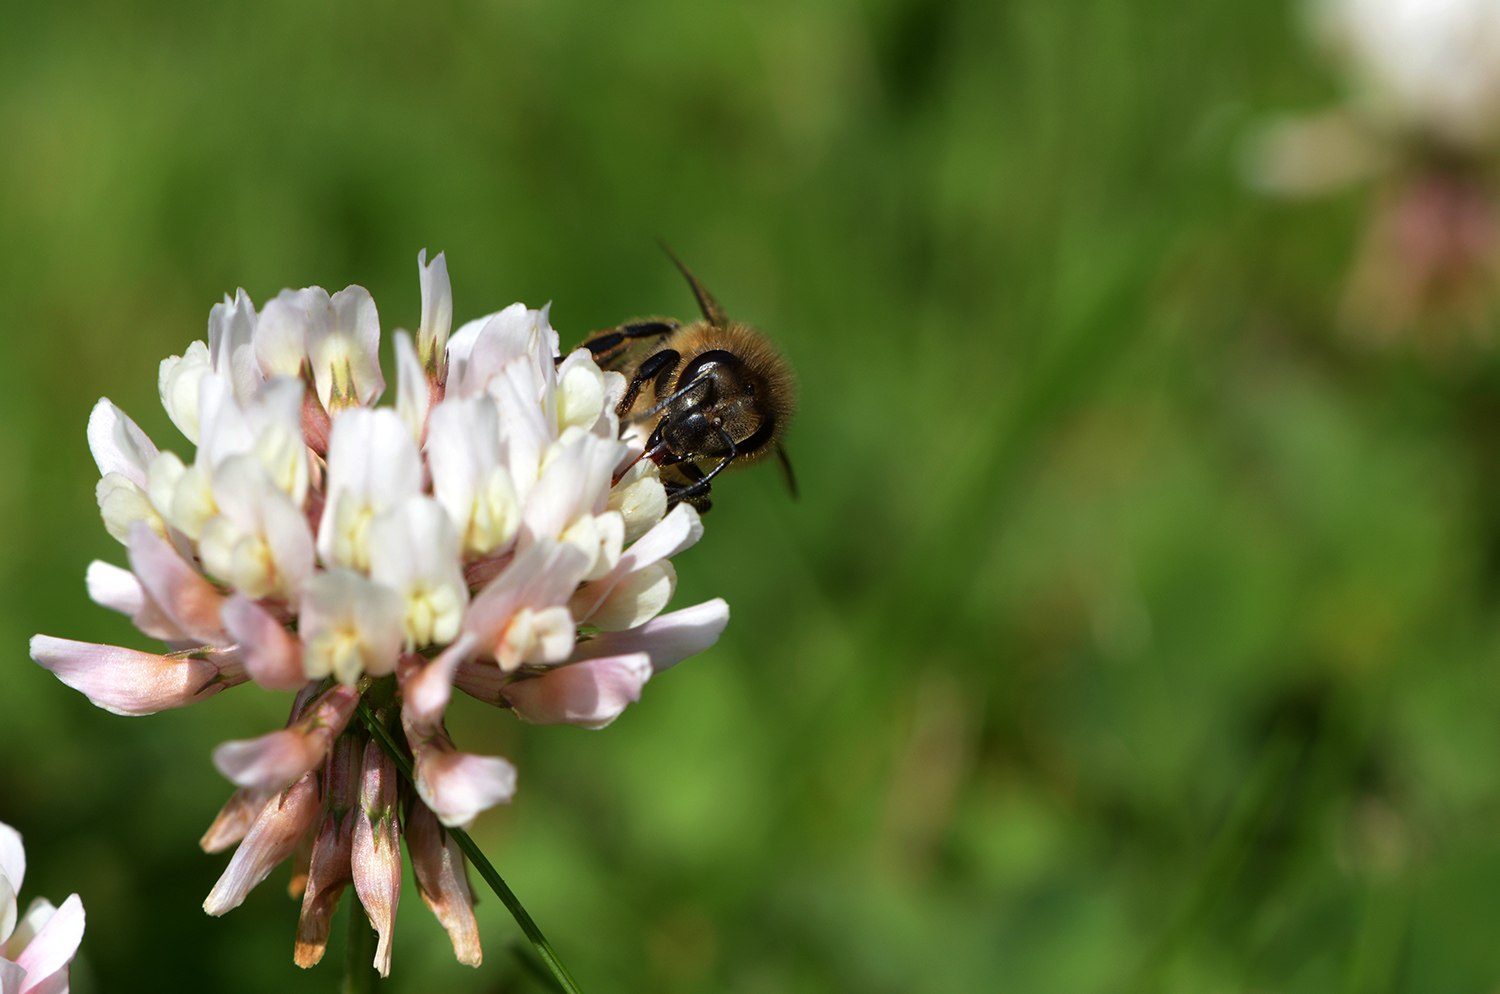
(1, 822), (85, 994)
(1250, 0), (1500, 197)
(30, 249), (731, 977)
(1316, 0), (1500, 150)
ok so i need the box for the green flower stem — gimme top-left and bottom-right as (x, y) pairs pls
(355, 702), (585, 994)
(343, 898), (380, 994)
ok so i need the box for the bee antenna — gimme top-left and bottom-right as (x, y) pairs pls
(775, 444), (799, 500)
(658, 240), (729, 328)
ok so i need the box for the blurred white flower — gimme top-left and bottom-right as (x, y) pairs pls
(30, 249), (730, 976)
(1316, 0), (1500, 150)
(1247, 0), (1500, 340)
(1, 822), (85, 994)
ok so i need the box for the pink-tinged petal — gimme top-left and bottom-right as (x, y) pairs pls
(30, 636), (245, 716)
(405, 719), (516, 828)
(295, 737), (360, 968)
(504, 653), (652, 729)
(351, 741), (400, 977)
(570, 599), (729, 673)
(88, 560), (190, 642)
(126, 522), (227, 646)
(200, 788), (274, 854)
(0, 959), (23, 994)
(571, 504), (700, 619)
(13, 894), (82, 994)
(401, 634), (477, 731)
(3, 897), (52, 962)
(87, 398), (158, 487)
(463, 541), (590, 649)
(220, 596), (305, 691)
(204, 773), (322, 915)
(212, 685), (359, 791)
(0, 823), (23, 898)
(452, 659), (506, 707)
(406, 802), (481, 967)
(417, 751), (517, 829)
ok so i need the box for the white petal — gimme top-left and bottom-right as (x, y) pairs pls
(0, 958), (25, 994)
(195, 372), (256, 469)
(572, 503), (699, 620)
(318, 408), (423, 568)
(368, 496), (468, 649)
(0, 824), (23, 899)
(583, 560), (675, 632)
(158, 340), (211, 444)
(426, 396), (517, 556)
(96, 474), (164, 545)
(570, 598), (729, 673)
(393, 330), (428, 443)
(307, 285), (384, 410)
(554, 352), (606, 433)
(84, 561), (186, 643)
(84, 561), (144, 617)
(254, 287), (325, 379)
(609, 463), (668, 545)
(0, 873), (15, 953)
(208, 288), (262, 402)
(417, 249), (453, 372)
(300, 570), (405, 685)
(87, 399), (158, 487)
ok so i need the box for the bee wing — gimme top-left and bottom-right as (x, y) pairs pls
(659, 241), (730, 328)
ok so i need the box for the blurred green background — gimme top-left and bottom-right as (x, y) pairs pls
(4, 0), (1499, 991)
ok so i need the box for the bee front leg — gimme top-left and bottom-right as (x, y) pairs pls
(617, 348), (681, 419)
(577, 319), (679, 368)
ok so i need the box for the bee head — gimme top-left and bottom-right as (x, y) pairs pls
(658, 350), (775, 460)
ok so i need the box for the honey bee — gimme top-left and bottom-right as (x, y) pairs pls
(579, 247), (797, 512)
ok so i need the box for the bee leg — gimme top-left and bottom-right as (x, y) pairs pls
(576, 319), (680, 368)
(665, 428), (737, 511)
(617, 348), (681, 418)
(665, 465), (714, 512)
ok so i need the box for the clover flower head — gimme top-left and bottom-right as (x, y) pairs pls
(30, 250), (730, 975)
(1315, 0), (1500, 151)
(1, 822), (85, 994)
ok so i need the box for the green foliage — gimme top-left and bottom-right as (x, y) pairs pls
(2, 0), (1497, 991)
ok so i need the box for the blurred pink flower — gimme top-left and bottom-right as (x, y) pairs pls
(30, 250), (730, 975)
(1, 822), (85, 994)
